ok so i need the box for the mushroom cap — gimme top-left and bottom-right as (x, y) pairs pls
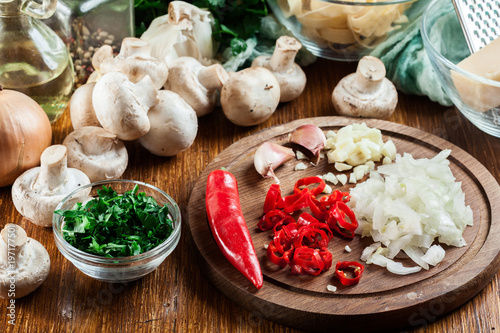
(252, 55), (307, 103)
(164, 57), (218, 117)
(63, 126), (128, 182)
(220, 67), (281, 127)
(100, 38), (169, 90)
(69, 82), (100, 130)
(12, 167), (91, 227)
(93, 72), (157, 141)
(11, 146), (91, 227)
(0, 235), (50, 299)
(331, 73), (398, 119)
(138, 90), (198, 156)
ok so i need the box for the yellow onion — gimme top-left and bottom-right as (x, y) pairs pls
(0, 86), (52, 187)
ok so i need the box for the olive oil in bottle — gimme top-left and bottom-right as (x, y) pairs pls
(0, 0), (74, 123)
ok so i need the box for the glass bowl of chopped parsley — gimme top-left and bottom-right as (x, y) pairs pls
(53, 179), (181, 282)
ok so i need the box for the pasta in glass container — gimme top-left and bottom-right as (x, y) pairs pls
(268, 0), (418, 61)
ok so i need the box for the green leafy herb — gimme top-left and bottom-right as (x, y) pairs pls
(56, 185), (174, 258)
(193, 0), (268, 55)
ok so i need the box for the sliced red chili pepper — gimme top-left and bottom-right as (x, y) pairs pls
(283, 188), (311, 213)
(296, 212), (320, 227)
(293, 227), (329, 249)
(327, 201), (358, 239)
(257, 209), (287, 231)
(335, 261), (364, 286)
(325, 190), (351, 203)
(293, 176), (326, 196)
(318, 247), (333, 270)
(307, 222), (334, 242)
(267, 241), (293, 268)
(307, 195), (328, 221)
(263, 183), (282, 214)
(290, 247), (325, 276)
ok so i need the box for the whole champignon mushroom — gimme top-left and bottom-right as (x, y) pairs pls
(138, 90), (198, 157)
(63, 126), (128, 182)
(220, 67), (281, 127)
(11, 145), (91, 227)
(0, 224), (50, 299)
(164, 57), (228, 117)
(331, 56), (398, 119)
(87, 44), (114, 83)
(69, 82), (100, 130)
(100, 37), (169, 90)
(93, 72), (158, 141)
(251, 36), (307, 103)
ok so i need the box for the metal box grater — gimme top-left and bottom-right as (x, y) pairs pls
(452, 0), (500, 53)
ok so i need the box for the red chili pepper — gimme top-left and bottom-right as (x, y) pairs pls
(267, 241), (293, 268)
(307, 195), (328, 221)
(327, 201), (358, 239)
(293, 227), (329, 249)
(296, 212), (320, 227)
(290, 247), (325, 276)
(257, 209), (287, 231)
(283, 188), (311, 213)
(335, 261), (364, 286)
(263, 183), (282, 214)
(206, 169), (263, 289)
(293, 176), (326, 196)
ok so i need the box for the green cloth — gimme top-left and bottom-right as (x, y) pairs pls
(369, 0), (466, 107)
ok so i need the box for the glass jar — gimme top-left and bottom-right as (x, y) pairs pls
(0, 0), (74, 123)
(46, 0), (135, 88)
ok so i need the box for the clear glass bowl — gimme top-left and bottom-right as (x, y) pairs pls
(267, 0), (419, 61)
(53, 179), (181, 283)
(421, 0), (500, 138)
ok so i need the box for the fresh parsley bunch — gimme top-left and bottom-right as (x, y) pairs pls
(192, 0), (268, 55)
(57, 185), (174, 258)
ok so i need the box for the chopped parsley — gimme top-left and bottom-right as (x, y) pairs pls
(56, 185), (174, 258)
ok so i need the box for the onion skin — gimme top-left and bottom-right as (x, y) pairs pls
(0, 88), (52, 187)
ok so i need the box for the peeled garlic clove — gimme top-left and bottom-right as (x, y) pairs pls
(289, 124), (326, 164)
(254, 142), (295, 182)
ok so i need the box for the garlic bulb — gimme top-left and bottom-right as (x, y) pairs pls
(140, 1), (216, 66)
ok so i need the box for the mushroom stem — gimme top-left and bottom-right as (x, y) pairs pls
(269, 36), (302, 73)
(198, 64), (228, 90)
(81, 132), (118, 156)
(119, 37), (151, 58)
(34, 145), (68, 193)
(353, 56), (386, 95)
(0, 224), (28, 265)
(92, 45), (113, 71)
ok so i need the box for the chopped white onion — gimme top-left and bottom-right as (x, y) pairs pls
(350, 150), (473, 275)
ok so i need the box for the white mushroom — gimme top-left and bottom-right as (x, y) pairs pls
(69, 82), (100, 130)
(164, 57), (228, 117)
(99, 37), (169, 90)
(92, 72), (158, 141)
(252, 36), (307, 103)
(220, 67), (281, 127)
(138, 90), (198, 157)
(87, 44), (114, 83)
(331, 56), (398, 119)
(0, 224), (50, 299)
(11, 145), (91, 227)
(63, 126), (128, 182)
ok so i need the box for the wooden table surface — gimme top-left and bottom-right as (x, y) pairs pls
(1, 58), (499, 332)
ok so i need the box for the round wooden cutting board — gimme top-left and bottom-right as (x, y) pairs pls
(186, 117), (500, 332)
